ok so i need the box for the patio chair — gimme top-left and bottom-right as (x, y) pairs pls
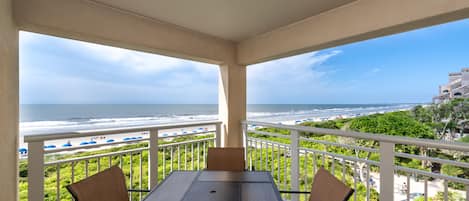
(66, 166), (149, 201)
(207, 147), (245, 171)
(279, 167), (354, 201)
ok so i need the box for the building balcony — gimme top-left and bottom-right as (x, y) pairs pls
(20, 120), (469, 201)
(4, 1), (469, 201)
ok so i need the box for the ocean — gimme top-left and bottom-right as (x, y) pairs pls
(20, 104), (417, 135)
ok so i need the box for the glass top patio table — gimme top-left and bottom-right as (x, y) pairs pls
(143, 171), (283, 201)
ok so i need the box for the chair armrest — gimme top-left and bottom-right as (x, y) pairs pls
(278, 190), (310, 194)
(128, 189), (151, 193)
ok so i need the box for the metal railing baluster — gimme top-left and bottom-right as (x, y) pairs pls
(265, 142), (268, 170)
(255, 140), (258, 169)
(249, 140), (254, 171)
(56, 163), (60, 201)
(97, 157), (101, 172)
(354, 162), (357, 201)
(406, 174), (410, 201)
(341, 158), (346, 183)
(177, 145), (180, 170)
(277, 144), (280, 182)
(303, 149), (307, 191)
(260, 142), (263, 170)
(163, 148), (166, 178)
(466, 185), (469, 201)
(119, 155), (123, 169)
(331, 156), (335, 174)
(197, 142), (200, 170)
(71, 162), (75, 183)
(321, 153), (326, 168)
(366, 165), (370, 201)
(139, 151), (143, 201)
(184, 144), (188, 170)
(444, 180), (448, 201)
(424, 178), (428, 201)
(313, 152), (317, 174)
(85, 160), (89, 178)
(271, 143), (274, 173)
(191, 143), (194, 170)
(129, 153), (133, 201)
(170, 146), (173, 172)
(283, 145), (287, 189)
(203, 141), (206, 169)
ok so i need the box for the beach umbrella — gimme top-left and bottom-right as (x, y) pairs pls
(62, 143), (72, 147)
(123, 137), (132, 141)
(18, 148), (27, 154)
(88, 141), (97, 144)
(106, 139), (115, 143)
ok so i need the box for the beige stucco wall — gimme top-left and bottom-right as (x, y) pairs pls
(238, 0), (469, 65)
(14, 0), (236, 65)
(0, 0), (19, 200)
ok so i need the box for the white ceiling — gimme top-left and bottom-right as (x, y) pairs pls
(92, 0), (355, 41)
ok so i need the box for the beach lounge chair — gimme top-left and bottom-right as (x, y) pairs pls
(279, 167), (354, 201)
(66, 166), (149, 201)
(207, 147), (245, 171)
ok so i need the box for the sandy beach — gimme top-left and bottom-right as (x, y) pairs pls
(18, 125), (216, 157)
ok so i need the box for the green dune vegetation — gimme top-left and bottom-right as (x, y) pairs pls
(251, 98), (468, 200)
(18, 99), (468, 201)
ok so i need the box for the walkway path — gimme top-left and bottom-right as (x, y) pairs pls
(369, 172), (466, 201)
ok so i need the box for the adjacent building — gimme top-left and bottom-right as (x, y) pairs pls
(433, 68), (469, 103)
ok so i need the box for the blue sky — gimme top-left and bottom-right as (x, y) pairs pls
(20, 19), (469, 104)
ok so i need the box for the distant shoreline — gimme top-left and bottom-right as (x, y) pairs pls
(18, 104), (417, 157)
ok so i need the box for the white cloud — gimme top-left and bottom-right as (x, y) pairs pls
(19, 31), (219, 104)
(247, 50), (342, 103)
(65, 40), (216, 73)
(371, 68), (381, 73)
(21, 31), (217, 75)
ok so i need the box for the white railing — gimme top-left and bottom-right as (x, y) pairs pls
(22, 119), (469, 201)
(24, 120), (222, 201)
(243, 120), (469, 201)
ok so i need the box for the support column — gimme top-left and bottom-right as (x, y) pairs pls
(290, 130), (300, 201)
(380, 142), (395, 201)
(0, 0), (19, 200)
(218, 63), (246, 147)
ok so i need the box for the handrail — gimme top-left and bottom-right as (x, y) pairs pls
(26, 120), (223, 201)
(24, 120), (222, 142)
(244, 120), (469, 152)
